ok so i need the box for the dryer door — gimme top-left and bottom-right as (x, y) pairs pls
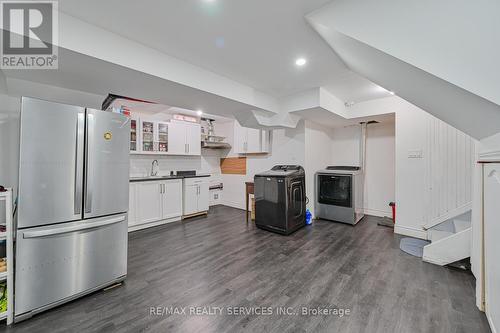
(318, 174), (352, 208)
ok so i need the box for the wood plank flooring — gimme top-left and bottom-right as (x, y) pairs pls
(4, 206), (490, 333)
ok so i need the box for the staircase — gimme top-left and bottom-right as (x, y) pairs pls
(422, 211), (471, 266)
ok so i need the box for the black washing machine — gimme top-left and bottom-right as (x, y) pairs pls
(254, 165), (306, 235)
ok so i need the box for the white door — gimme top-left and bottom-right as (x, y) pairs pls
(484, 163), (500, 332)
(183, 184), (199, 216)
(137, 181), (163, 224)
(197, 182), (209, 212)
(168, 122), (187, 155)
(246, 128), (261, 153)
(186, 123), (201, 156)
(162, 180), (183, 219)
(128, 183), (138, 226)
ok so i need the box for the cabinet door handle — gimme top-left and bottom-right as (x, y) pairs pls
(163, 184), (166, 193)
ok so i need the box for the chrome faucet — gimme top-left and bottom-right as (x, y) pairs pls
(151, 159), (159, 177)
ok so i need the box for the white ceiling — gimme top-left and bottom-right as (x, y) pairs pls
(58, 0), (390, 103)
(293, 107), (395, 129)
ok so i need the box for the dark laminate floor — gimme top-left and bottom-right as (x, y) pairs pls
(3, 206), (490, 333)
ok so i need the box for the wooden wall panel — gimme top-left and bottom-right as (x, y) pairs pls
(220, 157), (247, 175)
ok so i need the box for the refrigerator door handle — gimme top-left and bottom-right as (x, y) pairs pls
(74, 112), (85, 215)
(22, 216), (126, 239)
(84, 112), (95, 214)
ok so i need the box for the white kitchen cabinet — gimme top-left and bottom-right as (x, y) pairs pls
(162, 179), (183, 219)
(156, 122), (169, 153)
(185, 123), (201, 155)
(167, 121), (186, 155)
(183, 183), (199, 216)
(234, 121), (270, 154)
(246, 128), (261, 153)
(129, 179), (183, 231)
(139, 119), (156, 153)
(130, 116), (139, 153)
(183, 178), (209, 217)
(168, 120), (201, 156)
(137, 181), (163, 224)
(128, 182), (138, 226)
(198, 182), (209, 212)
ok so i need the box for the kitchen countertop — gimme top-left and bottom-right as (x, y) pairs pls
(130, 174), (210, 182)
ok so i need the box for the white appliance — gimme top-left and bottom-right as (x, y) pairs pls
(315, 166), (364, 225)
(15, 97), (130, 321)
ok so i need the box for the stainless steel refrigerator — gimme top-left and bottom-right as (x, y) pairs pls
(15, 97), (130, 321)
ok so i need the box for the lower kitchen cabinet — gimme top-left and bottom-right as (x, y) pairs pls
(183, 178), (209, 217)
(162, 180), (183, 219)
(137, 181), (163, 224)
(128, 179), (183, 231)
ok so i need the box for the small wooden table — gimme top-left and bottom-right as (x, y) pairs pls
(245, 182), (254, 222)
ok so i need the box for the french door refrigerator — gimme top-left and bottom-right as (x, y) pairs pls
(15, 97), (130, 321)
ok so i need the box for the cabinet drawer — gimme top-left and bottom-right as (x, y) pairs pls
(183, 177), (209, 186)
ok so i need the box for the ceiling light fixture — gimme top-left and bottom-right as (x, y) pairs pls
(197, 110), (203, 116)
(295, 58), (307, 67)
(388, 91), (395, 95)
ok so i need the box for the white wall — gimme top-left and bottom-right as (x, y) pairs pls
(395, 104), (475, 239)
(330, 125), (362, 167)
(304, 121), (334, 216)
(330, 122), (395, 217)
(130, 151), (222, 180)
(219, 120), (306, 209)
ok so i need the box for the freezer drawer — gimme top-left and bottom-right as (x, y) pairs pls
(15, 214), (128, 317)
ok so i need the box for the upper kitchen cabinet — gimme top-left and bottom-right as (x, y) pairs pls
(131, 118), (201, 156)
(137, 118), (169, 154)
(234, 121), (270, 154)
(168, 120), (201, 156)
(130, 116), (139, 153)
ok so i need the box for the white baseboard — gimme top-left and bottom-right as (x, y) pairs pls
(394, 225), (427, 240)
(363, 208), (392, 218)
(128, 216), (181, 232)
(221, 199), (245, 210)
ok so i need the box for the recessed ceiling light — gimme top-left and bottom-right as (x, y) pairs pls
(295, 58), (307, 67)
(389, 91), (395, 95)
(197, 110), (203, 116)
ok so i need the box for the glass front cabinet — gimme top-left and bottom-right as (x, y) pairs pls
(131, 116), (200, 156)
(130, 116), (139, 153)
(157, 122), (168, 153)
(134, 118), (170, 154)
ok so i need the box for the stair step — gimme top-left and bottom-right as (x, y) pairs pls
(429, 229), (454, 242)
(453, 219), (471, 233)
